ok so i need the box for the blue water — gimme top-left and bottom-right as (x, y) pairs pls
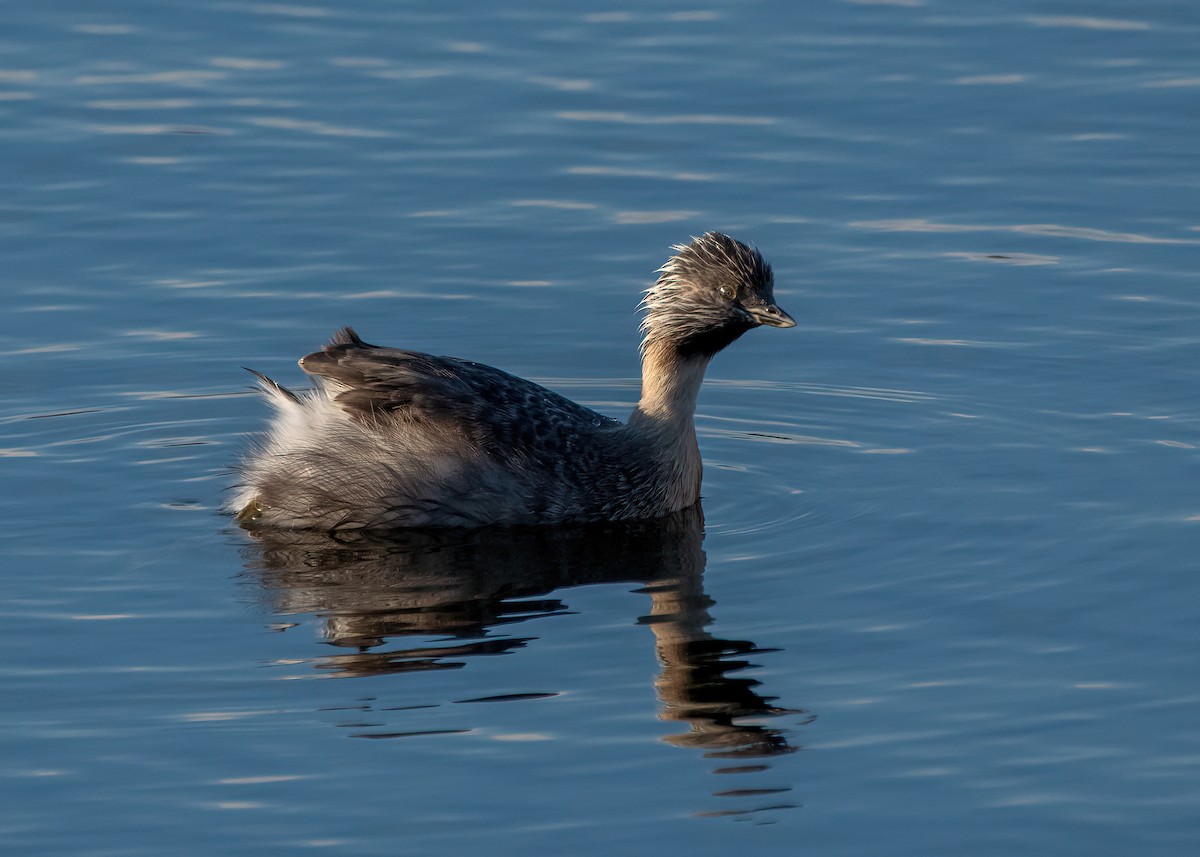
(2, 1), (1198, 854)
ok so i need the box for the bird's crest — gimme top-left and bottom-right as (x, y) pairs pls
(639, 232), (772, 354)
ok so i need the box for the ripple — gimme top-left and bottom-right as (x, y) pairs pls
(702, 426), (860, 448)
(526, 75), (592, 92)
(1143, 77), (1200, 89)
(351, 729), (471, 739)
(454, 693), (560, 704)
(612, 210), (698, 225)
(68, 614), (138, 621)
(89, 124), (222, 135)
(583, 12), (633, 23)
(86, 98), (195, 110)
(4, 343), (83, 355)
(120, 329), (201, 341)
(510, 199), (596, 210)
(218, 775), (310, 785)
(851, 218), (1200, 245)
(944, 252), (1059, 265)
(245, 116), (389, 138)
(953, 74), (1028, 85)
(707, 378), (936, 404)
(248, 4), (331, 18)
(211, 57), (286, 70)
(178, 710), (277, 722)
(365, 67), (454, 81)
(329, 57), (389, 68)
(565, 165), (717, 182)
(893, 337), (995, 347)
(1027, 15), (1151, 31)
(74, 70), (226, 86)
(557, 110), (775, 127)
(492, 733), (554, 742)
(71, 23), (139, 35)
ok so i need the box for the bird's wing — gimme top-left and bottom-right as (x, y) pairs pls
(299, 327), (619, 461)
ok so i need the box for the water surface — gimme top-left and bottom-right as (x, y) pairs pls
(2, 1), (1198, 854)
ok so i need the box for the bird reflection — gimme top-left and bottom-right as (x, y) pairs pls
(238, 504), (804, 815)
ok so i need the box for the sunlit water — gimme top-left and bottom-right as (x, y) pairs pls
(2, 1), (1198, 854)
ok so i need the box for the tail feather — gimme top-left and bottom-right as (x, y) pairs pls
(328, 326), (370, 348)
(243, 367), (301, 405)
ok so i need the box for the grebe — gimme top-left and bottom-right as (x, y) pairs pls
(230, 232), (794, 529)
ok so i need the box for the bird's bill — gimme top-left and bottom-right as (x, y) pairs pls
(744, 303), (796, 328)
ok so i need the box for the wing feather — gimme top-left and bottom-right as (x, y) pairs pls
(298, 327), (619, 464)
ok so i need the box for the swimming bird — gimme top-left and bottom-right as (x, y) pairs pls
(230, 232), (794, 530)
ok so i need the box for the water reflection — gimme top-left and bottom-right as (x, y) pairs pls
(239, 505), (803, 815)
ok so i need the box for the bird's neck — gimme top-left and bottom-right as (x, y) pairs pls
(630, 341), (710, 432)
(627, 343), (709, 516)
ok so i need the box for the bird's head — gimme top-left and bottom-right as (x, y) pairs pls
(640, 232), (795, 359)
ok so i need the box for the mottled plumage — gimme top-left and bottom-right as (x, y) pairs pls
(229, 232), (794, 530)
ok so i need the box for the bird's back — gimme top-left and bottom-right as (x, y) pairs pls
(302, 327), (618, 468)
(232, 328), (633, 529)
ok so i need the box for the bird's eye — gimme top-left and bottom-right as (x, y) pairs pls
(718, 285), (735, 300)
